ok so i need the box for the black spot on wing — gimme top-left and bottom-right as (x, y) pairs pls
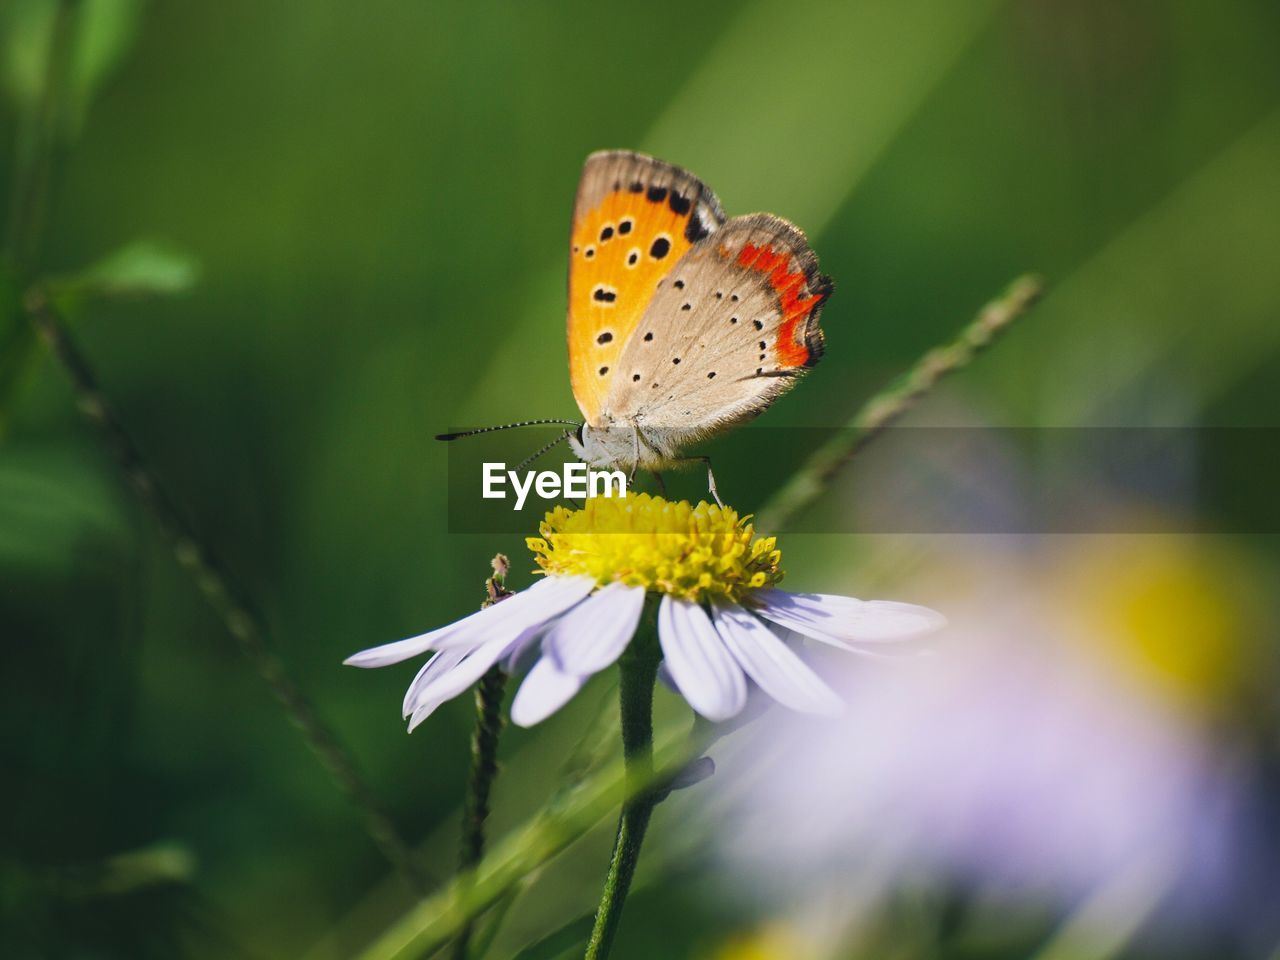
(669, 192), (691, 216)
(650, 237), (671, 259)
(684, 211), (711, 243)
(593, 287), (616, 303)
(646, 186), (668, 203)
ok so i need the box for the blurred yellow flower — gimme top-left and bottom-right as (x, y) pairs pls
(708, 923), (819, 960)
(1057, 536), (1260, 714)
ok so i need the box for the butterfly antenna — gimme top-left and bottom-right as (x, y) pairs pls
(512, 432), (570, 474)
(435, 419), (581, 441)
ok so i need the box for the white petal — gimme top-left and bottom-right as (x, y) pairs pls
(405, 631), (516, 724)
(510, 654), (588, 727)
(343, 576), (593, 668)
(656, 661), (678, 692)
(658, 596), (747, 722)
(500, 623), (547, 675)
(403, 582), (597, 731)
(402, 646), (469, 717)
(407, 689), (453, 731)
(770, 624), (919, 663)
(406, 678), (477, 731)
(431, 576), (596, 651)
(711, 602), (844, 716)
(753, 589), (946, 648)
(546, 582), (646, 674)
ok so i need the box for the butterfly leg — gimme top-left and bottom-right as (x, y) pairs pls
(651, 470), (667, 497)
(671, 456), (723, 508)
(701, 458), (724, 508)
(626, 422), (643, 488)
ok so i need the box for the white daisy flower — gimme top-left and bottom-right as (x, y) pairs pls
(345, 494), (944, 730)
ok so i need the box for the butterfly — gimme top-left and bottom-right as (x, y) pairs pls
(441, 150), (832, 504)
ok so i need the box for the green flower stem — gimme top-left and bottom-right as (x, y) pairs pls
(23, 287), (424, 892)
(584, 608), (662, 960)
(459, 666), (509, 869)
(452, 559), (513, 960)
(450, 655), (509, 960)
(452, 664), (508, 960)
(755, 273), (1044, 531)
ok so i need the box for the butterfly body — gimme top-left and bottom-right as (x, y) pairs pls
(566, 151), (832, 482)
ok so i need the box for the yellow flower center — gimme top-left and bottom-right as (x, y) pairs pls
(526, 493), (783, 602)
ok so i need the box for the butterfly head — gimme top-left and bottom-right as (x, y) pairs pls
(568, 420), (615, 470)
(568, 417), (664, 474)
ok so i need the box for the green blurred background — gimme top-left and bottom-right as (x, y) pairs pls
(2, 1), (1278, 957)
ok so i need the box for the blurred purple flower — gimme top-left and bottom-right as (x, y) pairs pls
(719, 600), (1243, 923)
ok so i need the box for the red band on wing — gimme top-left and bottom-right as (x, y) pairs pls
(737, 243), (822, 367)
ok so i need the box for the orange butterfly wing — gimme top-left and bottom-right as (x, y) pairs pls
(567, 151), (725, 426)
